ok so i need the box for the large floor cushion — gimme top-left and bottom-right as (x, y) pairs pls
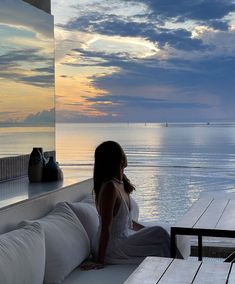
(63, 264), (138, 284)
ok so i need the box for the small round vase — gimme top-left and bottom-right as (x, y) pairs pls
(43, 156), (63, 182)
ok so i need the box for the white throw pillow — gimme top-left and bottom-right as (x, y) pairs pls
(22, 202), (90, 284)
(67, 201), (99, 242)
(0, 222), (45, 284)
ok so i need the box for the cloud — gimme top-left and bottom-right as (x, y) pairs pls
(85, 94), (210, 110)
(134, 0), (235, 22)
(55, 109), (115, 123)
(0, 49), (54, 87)
(33, 67), (54, 74)
(59, 33), (235, 118)
(0, 111), (22, 123)
(52, 0), (235, 122)
(0, 111), (18, 115)
(19, 75), (54, 87)
(59, 0), (235, 53)
(61, 13), (208, 51)
(0, 49), (46, 65)
(208, 20), (229, 31)
(23, 109), (55, 124)
(55, 0), (235, 63)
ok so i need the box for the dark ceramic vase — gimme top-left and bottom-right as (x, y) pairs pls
(28, 147), (44, 182)
(43, 156), (63, 182)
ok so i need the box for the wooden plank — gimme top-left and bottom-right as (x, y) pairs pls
(227, 263), (235, 284)
(124, 257), (173, 284)
(157, 259), (201, 284)
(175, 197), (213, 228)
(194, 199), (229, 229)
(216, 199), (235, 230)
(193, 262), (231, 284)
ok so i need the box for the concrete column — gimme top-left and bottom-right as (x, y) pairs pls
(22, 0), (51, 14)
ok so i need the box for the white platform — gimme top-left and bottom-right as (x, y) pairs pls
(0, 173), (85, 208)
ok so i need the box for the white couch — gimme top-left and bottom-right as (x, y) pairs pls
(0, 179), (138, 284)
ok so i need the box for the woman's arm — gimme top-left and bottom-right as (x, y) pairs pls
(81, 182), (117, 270)
(96, 182), (117, 264)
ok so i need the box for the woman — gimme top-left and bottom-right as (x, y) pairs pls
(82, 141), (189, 270)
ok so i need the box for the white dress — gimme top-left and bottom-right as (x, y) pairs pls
(93, 184), (190, 264)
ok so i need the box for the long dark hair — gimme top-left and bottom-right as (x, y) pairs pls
(93, 141), (135, 202)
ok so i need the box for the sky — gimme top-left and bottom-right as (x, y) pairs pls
(0, 0), (54, 124)
(51, 0), (235, 123)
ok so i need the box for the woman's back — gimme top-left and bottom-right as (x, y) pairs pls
(97, 179), (132, 238)
(93, 180), (190, 264)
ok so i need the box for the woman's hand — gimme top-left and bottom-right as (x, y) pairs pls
(80, 261), (104, 270)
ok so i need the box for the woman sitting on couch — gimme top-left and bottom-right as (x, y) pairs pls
(82, 141), (189, 270)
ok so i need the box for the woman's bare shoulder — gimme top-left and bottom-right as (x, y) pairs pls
(98, 180), (119, 210)
(100, 180), (118, 195)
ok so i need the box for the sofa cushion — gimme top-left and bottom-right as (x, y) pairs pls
(0, 222), (45, 284)
(22, 202), (90, 284)
(63, 264), (138, 284)
(67, 201), (99, 243)
(81, 194), (96, 206)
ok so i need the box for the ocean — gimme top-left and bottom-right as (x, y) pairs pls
(1, 122), (235, 224)
(56, 122), (235, 224)
(0, 126), (55, 158)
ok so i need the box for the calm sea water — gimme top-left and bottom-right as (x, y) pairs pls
(1, 123), (235, 223)
(56, 123), (235, 224)
(0, 126), (55, 157)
